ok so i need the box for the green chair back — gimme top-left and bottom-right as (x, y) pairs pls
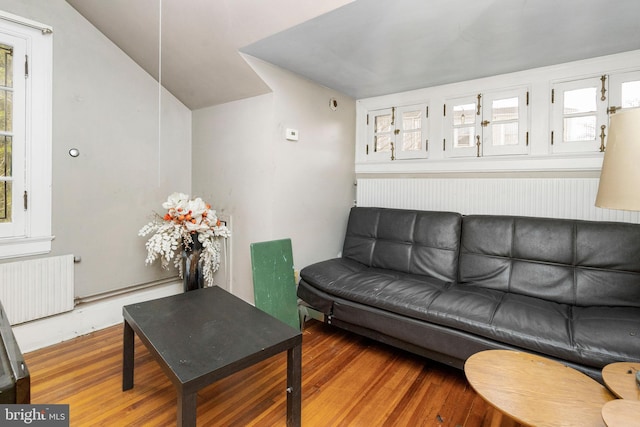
(250, 238), (300, 330)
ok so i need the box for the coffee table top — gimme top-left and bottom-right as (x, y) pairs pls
(602, 362), (640, 400)
(123, 286), (302, 390)
(465, 350), (614, 427)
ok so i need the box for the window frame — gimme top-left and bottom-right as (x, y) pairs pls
(481, 88), (529, 157)
(444, 87), (529, 158)
(366, 103), (429, 161)
(550, 76), (608, 154)
(0, 12), (53, 259)
(608, 70), (640, 114)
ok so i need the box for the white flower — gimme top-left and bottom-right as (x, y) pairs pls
(162, 192), (190, 210)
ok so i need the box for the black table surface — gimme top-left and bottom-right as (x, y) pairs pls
(122, 286), (302, 387)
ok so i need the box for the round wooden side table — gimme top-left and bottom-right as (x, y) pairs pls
(602, 362), (640, 400)
(465, 350), (614, 427)
(601, 399), (640, 427)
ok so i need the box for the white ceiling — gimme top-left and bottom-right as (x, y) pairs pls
(66, 0), (640, 110)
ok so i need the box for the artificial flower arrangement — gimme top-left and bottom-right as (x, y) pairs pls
(139, 192), (230, 287)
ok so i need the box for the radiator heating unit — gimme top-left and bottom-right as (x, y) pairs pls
(0, 254), (75, 325)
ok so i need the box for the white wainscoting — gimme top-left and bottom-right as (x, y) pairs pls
(356, 178), (640, 223)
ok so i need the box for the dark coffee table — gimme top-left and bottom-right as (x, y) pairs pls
(122, 286), (302, 427)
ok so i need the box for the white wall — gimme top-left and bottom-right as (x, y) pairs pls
(192, 56), (355, 303)
(0, 0), (192, 297)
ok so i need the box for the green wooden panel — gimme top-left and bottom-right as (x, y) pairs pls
(250, 238), (299, 330)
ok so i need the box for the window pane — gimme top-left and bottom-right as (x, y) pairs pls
(0, 91), (12, 132)
(453, 104), (475, 125)
(0, 44), (11, 135)
(402, 110), (421, 131)
(402, 130), (421, 151)
(492, 123), (518, 146)
(0, 135), (10, 177)
(492, 97), (518, 121)
(621, 81), (640, 108)
(0, 180), (10, 222)
(375, 114), (392, 133)
(564, 88), (596, 114)
(0, 44), (12, 88)
(375, 134), (391, 152)
(564, 116), (596, 141)
(454, 127), (474, 148)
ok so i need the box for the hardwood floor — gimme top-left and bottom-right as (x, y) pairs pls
(25, 320), (494, 426)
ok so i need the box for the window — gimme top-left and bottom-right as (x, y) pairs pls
(608, 70), (640, 114)
(367, 104), (428, 161)
(0, 12), (52, 258)
(444, 88), (529, 158)
(550, 76), (608, 153)
(551, 72), (640, 153)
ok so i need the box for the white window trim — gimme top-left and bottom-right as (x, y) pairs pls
(0, 12), (53, 259)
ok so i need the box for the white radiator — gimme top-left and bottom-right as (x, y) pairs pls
(0, 254), (75, 325)
(356, 178), (640, 224)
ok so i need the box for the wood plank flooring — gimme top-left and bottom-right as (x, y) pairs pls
(25, 320), (495, 426)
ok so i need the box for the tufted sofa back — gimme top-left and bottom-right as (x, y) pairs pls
(460, 215), (640, 307)
(342, 207), (462, 283)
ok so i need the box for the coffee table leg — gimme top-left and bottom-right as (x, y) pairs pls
(177, 391), (197, 427)
(122, 320), (134, 391)
(286, 342), (302, 427)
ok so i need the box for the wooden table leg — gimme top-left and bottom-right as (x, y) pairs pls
(122, 321), (134, 391)
(286, 342), (302, 427)
(177, 391), (197, 427)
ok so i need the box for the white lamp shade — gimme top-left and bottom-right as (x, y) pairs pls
(595, 108), (640, 211)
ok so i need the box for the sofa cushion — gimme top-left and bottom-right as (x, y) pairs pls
(300, 258), (451, 320)
(460, 215), (640, 308)
(342, 207), (462, 282)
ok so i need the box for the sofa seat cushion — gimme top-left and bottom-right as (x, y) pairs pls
(424, 284), (640, 369)
(573, 306), (640, 366)
(302, 260), (640, 369)
(300, 259), (451, 320)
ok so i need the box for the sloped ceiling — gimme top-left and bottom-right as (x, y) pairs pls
(65, 0), (354, 109)
(67, 0), (640, 110)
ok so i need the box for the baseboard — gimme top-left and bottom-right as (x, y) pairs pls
(13, 281), (183, 353)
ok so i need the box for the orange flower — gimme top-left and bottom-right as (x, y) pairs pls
(216, 219), (221, 227)
(163, 213), (172, 221)
(178, 215), (185, 221)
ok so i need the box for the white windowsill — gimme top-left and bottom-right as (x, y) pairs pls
(0, 236), (54, 260)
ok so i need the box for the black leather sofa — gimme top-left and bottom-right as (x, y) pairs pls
(297, 207), (640, 381)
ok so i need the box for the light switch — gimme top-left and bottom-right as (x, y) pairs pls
(286, 128), (299, 141)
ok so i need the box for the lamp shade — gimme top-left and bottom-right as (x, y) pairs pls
(595, 107), (640, 211)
